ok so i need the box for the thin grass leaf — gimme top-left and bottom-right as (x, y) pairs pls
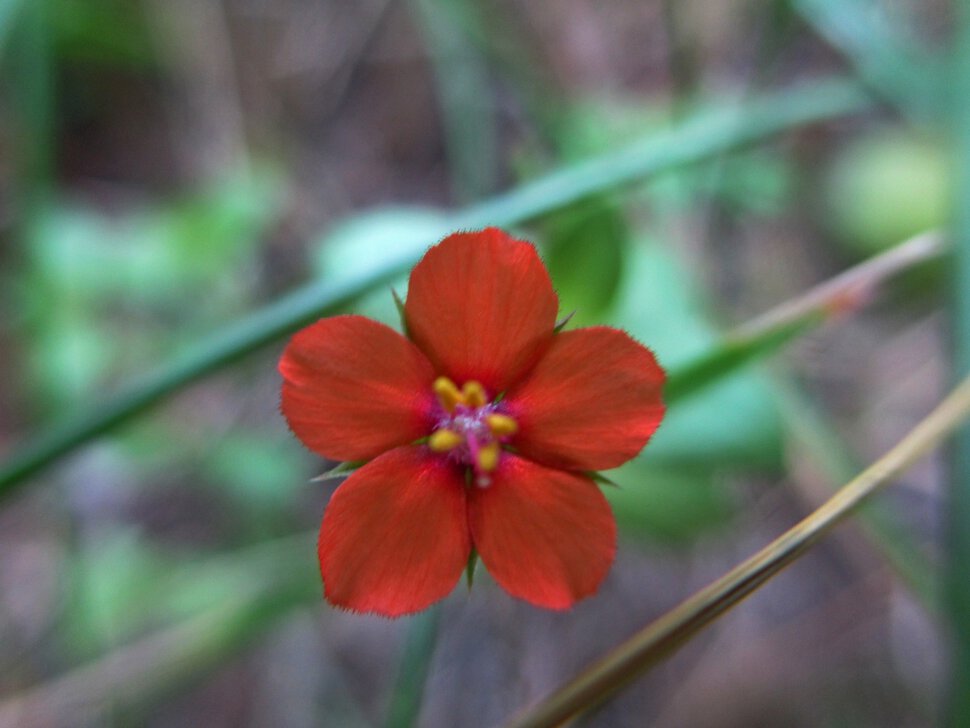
(8, 0), (54, 214)
(414, 0), (499, 202)
(946, 4), (970, 721)
(773, 378), (937, 605)
(383, 606), (442, 728)
(794, 0), (941, 121)
(664, 230), (946, 406)
(0, 0), (24, 60)
(0, 76), (872, 498)
(505, 374), (970, 728)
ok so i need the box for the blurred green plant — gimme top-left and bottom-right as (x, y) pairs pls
(20, 169), (283, 409)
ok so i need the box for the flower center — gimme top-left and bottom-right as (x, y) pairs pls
(427, 376), (518, 488)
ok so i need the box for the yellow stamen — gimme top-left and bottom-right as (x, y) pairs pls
(429, 429), (464, 452)
(476, 441), (501, 472)
(462, 380), (487, 408)
(485, 414), (518, 436)
(433, 377), (463, 413)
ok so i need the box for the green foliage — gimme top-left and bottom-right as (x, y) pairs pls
(605, 466), (735, 543)
(48, 0), (153, 67)
(586, 240), (784, 543)
(312, 206), (452, 325)
(543, 199), (627, 321)
(19, 169), (283, 408)
(611, 241), (784, 469)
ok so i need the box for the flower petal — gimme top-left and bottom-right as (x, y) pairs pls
(318, 447), (471, 617)
(280, 315), (435, 462)
(468, 455), (616, 609)
(404, 228), (559, 393)
(505, 327), (665, 471)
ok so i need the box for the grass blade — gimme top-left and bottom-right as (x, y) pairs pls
(0, 0), (24, 60)
(793, 0), (941, 121)
(506, 374), (970, 728)
(664, 230), (945, 405)
(946, 2), (970, 721)
(383, 606), (442, 728)
(773, 379), (937, 605)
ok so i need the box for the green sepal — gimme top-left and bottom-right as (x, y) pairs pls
(391, 287), (410, 336)
(465, 548), (479, 589)
(587, 470), (620, 488)
(309, 460), (367, 482)
(554, 311), (575, 332)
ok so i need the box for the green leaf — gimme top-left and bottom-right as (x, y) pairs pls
(543, 198), (627, 320)
(946, 4), (970, 721)
(312, 206), (452, 325)
(664, 311), (824, 405)
(606, 465), (735, 543)
(204, 433), (307, 505)
(794, 0), (942, 120)
(0, 0), (25, 60)
(613, 240), (784, 469)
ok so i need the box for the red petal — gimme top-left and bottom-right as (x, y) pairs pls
(468, 455), (616, 609)
(505, 327), (665, 471)
(318, 447), (471, 617)
(404, 228), (559, 393)
(280, 315), (435, 462)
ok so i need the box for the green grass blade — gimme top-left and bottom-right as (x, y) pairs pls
(773, 378), (937, 605)
(794, 0), (941, 121)
(0, 76), (871, 498)
(946, 3), (970, 722)
(664, 313), (822, 405)
(383, 606), (442, 728)
(0, 248), (421, 494)
(7, 0), (54, 214)
(0, 0), (25, 59)
(665, 231), (945, 406)
(413, 0), (498, 202)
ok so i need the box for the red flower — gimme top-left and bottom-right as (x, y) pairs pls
(279, 228), (665, 617)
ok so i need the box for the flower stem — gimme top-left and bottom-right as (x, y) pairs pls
(383, 605), (442, 728)
(505, 374), (970, 728)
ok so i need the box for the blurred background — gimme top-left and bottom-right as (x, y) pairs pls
(0, 0), (961, 726)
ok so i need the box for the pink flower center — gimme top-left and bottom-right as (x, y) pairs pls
(427, 377), (517, 488)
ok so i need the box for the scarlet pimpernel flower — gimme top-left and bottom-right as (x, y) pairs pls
(279, 228), (665, 617)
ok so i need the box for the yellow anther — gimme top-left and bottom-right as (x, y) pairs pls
(462, 380), (487, 408)
(433, 377), (463, 413)
(428, 429), (464, 452)
(476, 442), (501, 472)
(485, 414), (518, 437)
